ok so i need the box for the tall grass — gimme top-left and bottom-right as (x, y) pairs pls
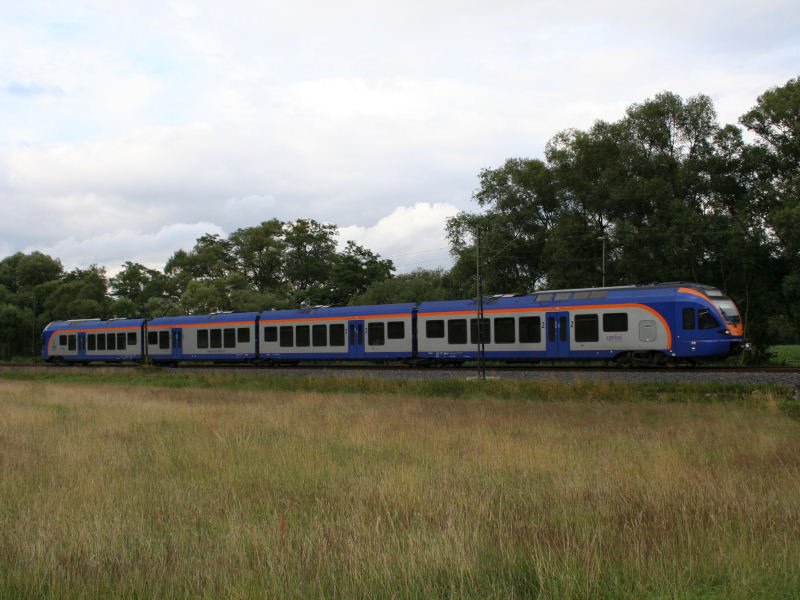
(1, 379), (798, 598)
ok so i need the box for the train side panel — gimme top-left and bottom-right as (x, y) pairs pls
(146, 313), (259, 362)
(259, 304), (415, 361)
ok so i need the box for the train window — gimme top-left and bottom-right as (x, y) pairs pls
(107, 333), (116, 350)
(210, 329), (222, 349)
(87, 335), (96, 351)
(296, 325), (310, 347)
(59, 335), (67, 346)
(148, 331), (157, 346)
(603, 313), (628, 332)
(368, 322), (385, 346)
(237, 328), (250, 344)
(520, 316), (541, 343)
(127, 332), (137, 346)
(536, 293), (554, 302)
(264, 327), (278, 343)
(494, 318), (515, 343)
(559, 317), (568, 342)
(590, 291), (607, 299)
(547, 318), (556, 343)
(197, 329), (209, 349)
(683, 308), (695, 330)
(698, 309), (719, 330)
(280, 326), (294, 347)
(97, 334), (106, 350)
(223, 328), (236, 348)
(554, 292), (572, 301)
(68, 335), (76, 351)
(470, 318), (491, 344)
(448, 319), (467, 344)
(575, 314), (599, 342)
(387, 321), (405, 339)
(159, 331), (170, 350)
(117, 333), (126, 350)
(572, 291), (591, 300)
(329, 324), (345, 346)
(312, 324), (327, 347)
(426, 320), (445, 338)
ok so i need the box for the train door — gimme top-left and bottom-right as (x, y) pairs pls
(171, 328), (183, 360)
(546, 311), (570, 358)
(77, 332), (87, 361)
(348, 320), (365, 358)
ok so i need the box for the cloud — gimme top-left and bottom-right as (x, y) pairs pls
(339, 202), (460, 272)
(0, 0), (798, 274)
(4, 82), (64, 97)
(28, 222), (225, 274)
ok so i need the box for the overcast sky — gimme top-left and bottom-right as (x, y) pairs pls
(1, 0), (798, 275)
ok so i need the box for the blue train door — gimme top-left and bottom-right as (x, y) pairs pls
(546, 311), (570, 358)
(171, 328), (183, 360)
(77, 332), (87, 360)
(348, 320), (365, 358)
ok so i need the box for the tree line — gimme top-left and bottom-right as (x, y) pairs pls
(448, 76), (800, 352)
(0, 77), (797, 359)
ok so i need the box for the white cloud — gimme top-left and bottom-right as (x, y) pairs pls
(0, 0), (798, 273)
(28, 222), (225, 274)
(339, 202), (460, 272)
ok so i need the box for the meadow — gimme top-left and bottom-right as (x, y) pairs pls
(0, 373), (799, 598)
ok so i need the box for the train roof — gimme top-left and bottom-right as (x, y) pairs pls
(148, 312), (260, 326)
(44, 317), (146, 331)
(418, 282), (724, 314)
(260, 303), (416, 321)
(527, 282), (727, 299)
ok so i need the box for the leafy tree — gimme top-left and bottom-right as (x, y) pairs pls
(351, 269), (456, 305)
(110, 261), (170, 315)
(43, 266), (109, 320)
(741, 77), (800, 336)
(282, 219), (339, 305)
(329, 241), (394, 305)
(229, 220), (286, 293)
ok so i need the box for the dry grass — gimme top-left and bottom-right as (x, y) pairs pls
(1, 380), (799, 598)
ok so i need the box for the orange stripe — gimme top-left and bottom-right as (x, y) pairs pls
(261, 313), (411, 324)
(49, 326), (140, 334)
(147, 320), (256, 330)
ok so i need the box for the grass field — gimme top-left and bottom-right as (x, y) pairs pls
(769, 345), (800, 366)
(1, 374), (799, 598)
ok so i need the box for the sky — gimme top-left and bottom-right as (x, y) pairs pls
(1, 0), (798, 275)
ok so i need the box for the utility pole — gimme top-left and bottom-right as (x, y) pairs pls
(476, 226), (486, 380)
(31, 291), (36, 363)
(597, 236), (606, 287)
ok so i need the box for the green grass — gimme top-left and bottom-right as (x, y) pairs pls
(769, 345), (800, 366)
(1, 374), (799, 598)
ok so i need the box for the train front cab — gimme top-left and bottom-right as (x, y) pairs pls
(672, 287), (745, 360)
(42, 319), (145, 363)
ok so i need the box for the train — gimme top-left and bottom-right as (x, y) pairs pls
(41, 282), (747, 367)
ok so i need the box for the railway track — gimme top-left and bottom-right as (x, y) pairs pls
(2, 362), (799, 385)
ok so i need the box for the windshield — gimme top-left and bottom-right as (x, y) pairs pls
(713, 299), (741, 325)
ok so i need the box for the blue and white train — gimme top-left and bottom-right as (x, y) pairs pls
(41, 282), (746, 366)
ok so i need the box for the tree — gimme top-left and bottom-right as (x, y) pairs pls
(282, 219), (339, 305)
(43, 266), (109, 320)
(229, 220), (286, 293)
(110, 261), (170, 315)
(329, 241), (394, 305)
(741, 77), (800, 336)
(350, 269), (456, 305)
